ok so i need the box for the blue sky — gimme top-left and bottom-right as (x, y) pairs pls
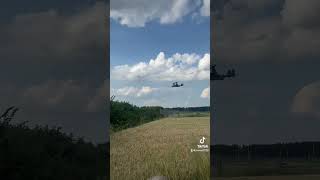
(110, 0), (210, 107)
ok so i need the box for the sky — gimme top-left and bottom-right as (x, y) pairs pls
(1, 0), (319, 145)
(110, 0), (210, 108)
(211, 0), (320, 145)
(0, 0), (108, 143)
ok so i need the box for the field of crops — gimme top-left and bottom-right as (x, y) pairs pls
(213, 159), (320, 180)
(215, 174), (320, 180)
(110, 116), (210, 180)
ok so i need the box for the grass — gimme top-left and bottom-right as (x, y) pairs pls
(110, 116), (210, 180)
(213, 159), (320, 177)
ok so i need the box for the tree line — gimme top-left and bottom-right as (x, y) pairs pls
(164, 106), (210, 112)
(110, 100), (164, 131)
(110, 98), (210, 131)
(212, 142), (320, 160)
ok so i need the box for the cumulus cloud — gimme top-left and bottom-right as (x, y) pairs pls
(213, 0), (320, 63)
(111, 52), (210, 81)
(198, 53), (210, 70)
(87, 80), (108, 112)
(0, 1), (108, 143)
(110, 0), (209, 27)
(0, 2), (108, 113)
(291, 81), (320, 118)
(200, 0), (210, 17)
(112, 86), (158, 97)
(282, 0), (320, 28)
(280, 0), (320, 59)
(215, 10), (284, 63)
(284, 28), (320, 59)
(200, 87), (210, 99)
(0, 2), (105, 63)
(21, 80), (107, 113)
(5, 78), (108, 116)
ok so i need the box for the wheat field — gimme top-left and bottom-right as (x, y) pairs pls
(110, 116), (210, 180)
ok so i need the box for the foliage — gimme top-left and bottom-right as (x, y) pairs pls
(165, 107), (210, 112)
(110, 96), (209, 131)
(110, 100), (164, 131)
(0, 106), (108, 180)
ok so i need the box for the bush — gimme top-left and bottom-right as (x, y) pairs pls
(0, 106), (108, 180)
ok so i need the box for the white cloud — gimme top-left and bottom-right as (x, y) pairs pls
(200, 87), (210, 99)
(198, 53), (210, 70)
(110, 0), (207, 27)
(87, 80), (108, 112)
(21, 80), (93, 112)
(112, 86), (158, 97)
(284, 27), (320, 59)
(160, 0), (195, 24)
(291, 81), (320, 117)
(2, 2), (105, 62)
(200, 0), (210, 17)
(213, 0), (320, 63)
(139, 86), (157, 97)
(282, 0), (320, 28)
(111, 52), (210, 81)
